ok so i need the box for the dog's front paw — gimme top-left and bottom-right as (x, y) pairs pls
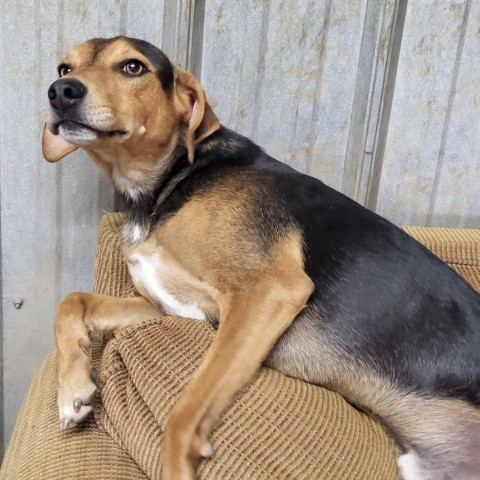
(57, 357), (97, 430)
(162, 413), (214, 480)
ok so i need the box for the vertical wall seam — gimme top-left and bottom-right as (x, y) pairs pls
(341, 0), (381, 200)
(162, 0), (178, 63)
(425, 0), (471, 226)
(305, 0), (333, 174)
(114, 0), (128, 211)
(290, 5), (313, 159)
(0, 171), (3, 457)
(250, 0), (271, 142)
(55, 0), (65, 305)
(365, 0), (408, 211)
(189, 0), (206, 79)
(184, 0), (192, 69)
(236, 13), (248, 131)
(176, 0), (184, 64)
(119, 0), (128, 35)
(355, 3), (387, 202)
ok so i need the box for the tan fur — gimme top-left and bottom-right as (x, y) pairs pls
(162, 234), (314, 478)
(123, 238), (220, 320)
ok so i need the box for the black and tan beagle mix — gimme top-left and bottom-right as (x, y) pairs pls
(42, 36), (480, 480)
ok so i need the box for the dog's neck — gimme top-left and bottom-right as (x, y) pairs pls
(110, 127), (235, 245)
(82, 132), (182, 245)
(120, 149), (191, 245)
(86, 126), (248, 246)
(86, 130), (182, 198)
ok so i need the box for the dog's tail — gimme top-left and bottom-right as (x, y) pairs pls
(380, 394), (480, 480)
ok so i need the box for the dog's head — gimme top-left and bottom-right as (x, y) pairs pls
(42, 36), (219, 173)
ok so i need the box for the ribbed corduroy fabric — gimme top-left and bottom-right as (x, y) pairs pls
(0, 351), (147, 480)
(1, 213), (478, 480)
(95, 318), (400, 480)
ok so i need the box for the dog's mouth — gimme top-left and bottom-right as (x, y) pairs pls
(52, 119), (127, 146)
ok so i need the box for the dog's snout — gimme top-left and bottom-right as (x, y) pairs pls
(48, 79), (87, 110)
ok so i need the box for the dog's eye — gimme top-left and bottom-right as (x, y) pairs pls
(121, 60), (147, 76)
(58, 64), (72, 77)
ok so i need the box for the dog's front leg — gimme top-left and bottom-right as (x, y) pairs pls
(54, 293), (163, 430)
(162, 270), (314, 480)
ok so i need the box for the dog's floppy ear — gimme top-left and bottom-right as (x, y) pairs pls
(42, 124), (78, 162)
(175, 68), (220, 163)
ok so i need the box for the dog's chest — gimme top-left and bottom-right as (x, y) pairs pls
(126, 247), (207, 321)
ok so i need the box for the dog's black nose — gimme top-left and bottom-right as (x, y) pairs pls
(48, 78), (87, 110)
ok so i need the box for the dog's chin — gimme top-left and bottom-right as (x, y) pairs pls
(56, 120), (128, 147)
(58, 122), (100, 146)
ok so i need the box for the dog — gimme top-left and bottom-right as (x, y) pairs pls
(42, 36), (480, 480)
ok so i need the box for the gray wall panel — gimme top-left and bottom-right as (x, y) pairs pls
(376, 0), (479, 227)
(200, 0), (265, 134)
(343, 0), (396, 204)
(428, 0), (479, 227)
(56, 1), (116, 304)
(200, 0), (397, 194)
(1, 0), (62, 450)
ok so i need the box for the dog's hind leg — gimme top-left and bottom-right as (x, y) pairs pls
(387, 396), (480, 480)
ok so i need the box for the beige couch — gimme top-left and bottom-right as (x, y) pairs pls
(1, 213), (478, 479)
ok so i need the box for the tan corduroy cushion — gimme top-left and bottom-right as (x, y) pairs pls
(0, 351), (147, 480)
(404, 227), (480, 266)
(95, 318), (400, 480)
(92, 217), (480, 479)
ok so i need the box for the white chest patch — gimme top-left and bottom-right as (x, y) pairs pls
(127, 252), (206, 321)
